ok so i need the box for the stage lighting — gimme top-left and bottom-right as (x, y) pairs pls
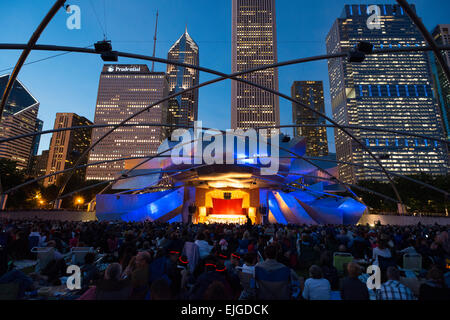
(94, 40), (112, 53)
(348, 49), (366, 63)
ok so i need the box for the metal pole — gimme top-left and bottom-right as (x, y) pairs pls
(2, 123), (449, 146)
(0, 0), (66, 120)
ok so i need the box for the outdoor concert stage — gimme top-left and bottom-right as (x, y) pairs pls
(95, 134), (367, 225)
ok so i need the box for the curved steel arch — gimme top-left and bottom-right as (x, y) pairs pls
(2, 122), (450, 146)
(271, 155), (449, 198)
(0, 2), (446, 216)
(3, 127), (357, 205)
(0, 123), (192, 145)
(2, 43), (450, 201)
(49, 47), (408, 204)
(2, 45), (450, 209)
(304, 156), (449, 197)
(57, 165), (209, 201)
(3, 155), (157, 194)
(0, 0), (65, 194)
(61, 123), (437, 213)
(82, 127), (356, 202)
(286, 173), (399, 204)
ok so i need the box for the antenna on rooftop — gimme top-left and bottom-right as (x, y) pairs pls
(151, 10), (159, 72)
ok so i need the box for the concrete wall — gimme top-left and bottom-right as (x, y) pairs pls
(359, 214), (450, 226)
(0, 211), (97, 222)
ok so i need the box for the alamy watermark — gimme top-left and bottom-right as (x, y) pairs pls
(66, 5), (81, 30)
(366, 265), (381, 290)
(66, 264), (81, 290)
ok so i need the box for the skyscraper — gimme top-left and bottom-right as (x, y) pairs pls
(29, 149), (49, 179)
(29, 118), (43, 161)
(231, 0), (279, 132)
(430, 24), (450, 141)
(167, 28), (199, 129)
(0, 75), (40, 170)
(291, 81), (328, 157)
(86, 65), (169, 181)
(326, 4), (448, 183)
(44, 113), (92, 187)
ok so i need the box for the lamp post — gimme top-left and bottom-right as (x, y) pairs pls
(75, 196), (84, 210)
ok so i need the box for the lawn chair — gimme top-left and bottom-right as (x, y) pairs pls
(71, 247), (95, 265)
(333, 252), (353, 274)
(31, 247), (54, 272)
(235, 266), (256, 300)
(254, 265), (292, 300)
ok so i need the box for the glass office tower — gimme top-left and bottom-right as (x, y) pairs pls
(231, 0), (280, 132)
(30, 118), (43, 157)
(86, 65), (169, 181)
(0, 75), (40, 170)
(167, 28), (199, 130)
(430, 24), (450, 142)
(291, 81), (329, 157)
(326, 4), (448, 183)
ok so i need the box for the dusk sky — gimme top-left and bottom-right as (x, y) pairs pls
(1, 0), (449, 154)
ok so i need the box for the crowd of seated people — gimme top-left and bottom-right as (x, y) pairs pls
(0, 217), (449, 300)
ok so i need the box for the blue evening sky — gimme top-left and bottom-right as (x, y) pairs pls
(0, 0), (449, 154)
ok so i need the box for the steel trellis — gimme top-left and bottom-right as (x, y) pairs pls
(1, 44), (449, 203)
(1, 0), (449, 211)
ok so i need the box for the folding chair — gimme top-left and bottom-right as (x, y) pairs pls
(333, 252), (353, 274)
(236, 266), (257, 300)
(30, 247), (54, 272)
(71, 247), (95, 265)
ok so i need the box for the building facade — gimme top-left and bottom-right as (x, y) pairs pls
(167, 29), (199, 130)
(291, 81), (329, 157)
(29, 118), (43, 169)
(431, 24), (450, 141)
(231, 0), (280, 132)
(0, 75), (40, 170)
(86, 65), (169, 181)
(44, 113), (92, 186)
(29, 149), (49, 179)
(326, 4), (449, 183)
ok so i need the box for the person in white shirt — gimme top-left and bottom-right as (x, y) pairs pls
(29, 228), (46, 247)
(194, 233), (212, 259)
(302, 265), (331, 300)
